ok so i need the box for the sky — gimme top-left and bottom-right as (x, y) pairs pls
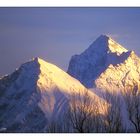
(0, 7), (140, 76)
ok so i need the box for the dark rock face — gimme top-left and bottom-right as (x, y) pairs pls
(67, 35), (140, 91)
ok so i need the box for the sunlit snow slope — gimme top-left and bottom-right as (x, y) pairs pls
(0, 58), (107, 132)
(68, 35), (140, 93)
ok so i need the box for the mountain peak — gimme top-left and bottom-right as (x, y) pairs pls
(98, 34), (116, 40)
(19, 57), (49, 72)
(0, 57), (108, 132)
(67, 35), (136, 88)
(89, 35), (128, 55)
(97, 34), (109, 39)
(32, 57), (45, 64)
(32, 57), (41, 61)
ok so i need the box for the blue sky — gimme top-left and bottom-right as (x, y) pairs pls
(0, 8), (140, 76)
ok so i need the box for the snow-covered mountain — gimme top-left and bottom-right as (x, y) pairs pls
(68, 35), (140, 93)
(0, 57), (107, 132)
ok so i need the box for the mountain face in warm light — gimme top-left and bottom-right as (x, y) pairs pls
(1, 35), (140, 133)
(0, 58), (107, 132)
(68, 35), (140, 92)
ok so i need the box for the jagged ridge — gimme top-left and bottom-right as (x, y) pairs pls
(67, 35), (140, 92)
(0, 57), (107, 132)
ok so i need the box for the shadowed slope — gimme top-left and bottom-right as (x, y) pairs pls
(68, 35), (140, 92)
(0, 57), (108, 132)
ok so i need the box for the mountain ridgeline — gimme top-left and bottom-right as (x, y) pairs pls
(0, 35), (140, 133)
(0, 57), (107, 132)
(68, 35), (140, 93)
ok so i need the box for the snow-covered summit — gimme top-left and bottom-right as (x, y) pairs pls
(67, 35), (140, 92)
(82, 35), (128, 57)
(0, 57), (107, 132)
